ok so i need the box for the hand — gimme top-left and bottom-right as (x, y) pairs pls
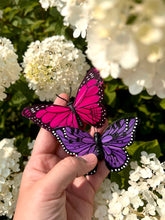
(14, 94), (109, 220)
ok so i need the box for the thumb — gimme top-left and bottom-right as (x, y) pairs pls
(42, 154), (97, 198)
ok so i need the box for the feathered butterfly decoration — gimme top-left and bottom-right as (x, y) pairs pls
(22, 68), (106, 129)
(52, 117), (139, 173)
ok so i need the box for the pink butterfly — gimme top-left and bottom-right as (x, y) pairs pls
(22, 68), (106, 130)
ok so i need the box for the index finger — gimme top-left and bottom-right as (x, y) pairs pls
(32, 93), (69, 156)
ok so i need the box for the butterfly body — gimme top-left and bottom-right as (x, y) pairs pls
(66, 97), (83, 127)
(94, 132), (104, 161)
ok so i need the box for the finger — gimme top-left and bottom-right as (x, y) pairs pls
(41, 154), (98, 198)
(32, 93), (69, 156)
(87, 161), (110, 192)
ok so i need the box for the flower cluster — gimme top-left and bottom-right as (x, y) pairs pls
(23, 35), (89, 101)
(39, 0), (65, 11)
(86, 0), (165, 98)
(0, 138), (22, 218)
(0, 37), (21, 101)
(93, 151), (165, 219)
(40, 0), (165, 98)
(39, 0), (89, 38)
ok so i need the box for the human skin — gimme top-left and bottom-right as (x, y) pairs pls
(14, 93), (109, 220)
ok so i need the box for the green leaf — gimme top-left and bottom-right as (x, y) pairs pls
(126, 14), (137, 25)
(138, 104), (150, 116)
(140, 91), (153, 100)
(0, 1), (11, 8)
(8, 8), (20, 21)
(134, 0), (143, 3)
(105, 91), (116, 106)
(49, 7), (62, 20)
(160, 99), (165, 110)
(106, 80), (119, 92)
(110, 172), (122, 188)
(44, 22), (57, 32)
(8, 76), (37, 105)
(127, 139), (162, 159)
(103, 75), (113, 82)
(24, 2), (39, 16)
(30, 20), (44, 31)
(104, 81), (119, 106)
(15, 0), (20, 4)
(10, 90), (27, 105)
(158, 124), (165, 133)
(15, 136), (31, 156)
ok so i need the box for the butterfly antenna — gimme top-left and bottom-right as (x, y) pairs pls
(56, 94), (68, 103)
(69, 87), (72, 98)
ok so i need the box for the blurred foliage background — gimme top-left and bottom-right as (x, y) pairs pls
(0, 0), (165, 218)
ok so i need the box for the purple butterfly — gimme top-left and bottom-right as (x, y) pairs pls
(52, 117), (139, 173)
(22, 68), (106, 129)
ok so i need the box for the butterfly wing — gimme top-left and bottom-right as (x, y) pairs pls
(22, 68), (106, 129)
(101, 117), (138, 172)
(22, 104), (78, 131)
(52, 127), (97, 156)
(52, 127), (98, 174)
(73, 68), (106, 128)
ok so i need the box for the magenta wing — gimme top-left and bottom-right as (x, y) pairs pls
(22, 104), (79, 131)
(22, 68), (106, 129)
(73, 68), (106, 128)
(101, 117), (139, 172)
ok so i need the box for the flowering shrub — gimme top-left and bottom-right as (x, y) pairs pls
(0, 139), (22, 218)
(0, 37), (21, 101)
(93, 152), (165, 219)
(0, 1), (164, 219)
(40, 0), (165, 98)
(23, 35), (89, 101)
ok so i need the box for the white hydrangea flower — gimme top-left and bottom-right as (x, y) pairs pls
(129, 166), (141, 182)
(141, 151), (156, 165)
(39, 0), (66, 11)
(139, 167), (153, 179)
(0, 37), (21, 101)
(94, 205), (108, 220)
(23, 35), (89, 101)
(61, 0), (91, 38)
(93, 151), (165, 219)
(85, 0), (165, 98)
(156, 199), (165, 217)
(40, 0), (165, 98)
(0, 138), (22, 218)
(145, 203), (156, 216)
(120, 57), (165, 98)
(125, 214), (138, 220)
(129, 194), (143, 210)
(130, 161), (138, 169)
(142, 217), (154, 220)
(27, 139), (35, 151)
(39, 0), (90, 38)
(119, 191), (130, 208)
